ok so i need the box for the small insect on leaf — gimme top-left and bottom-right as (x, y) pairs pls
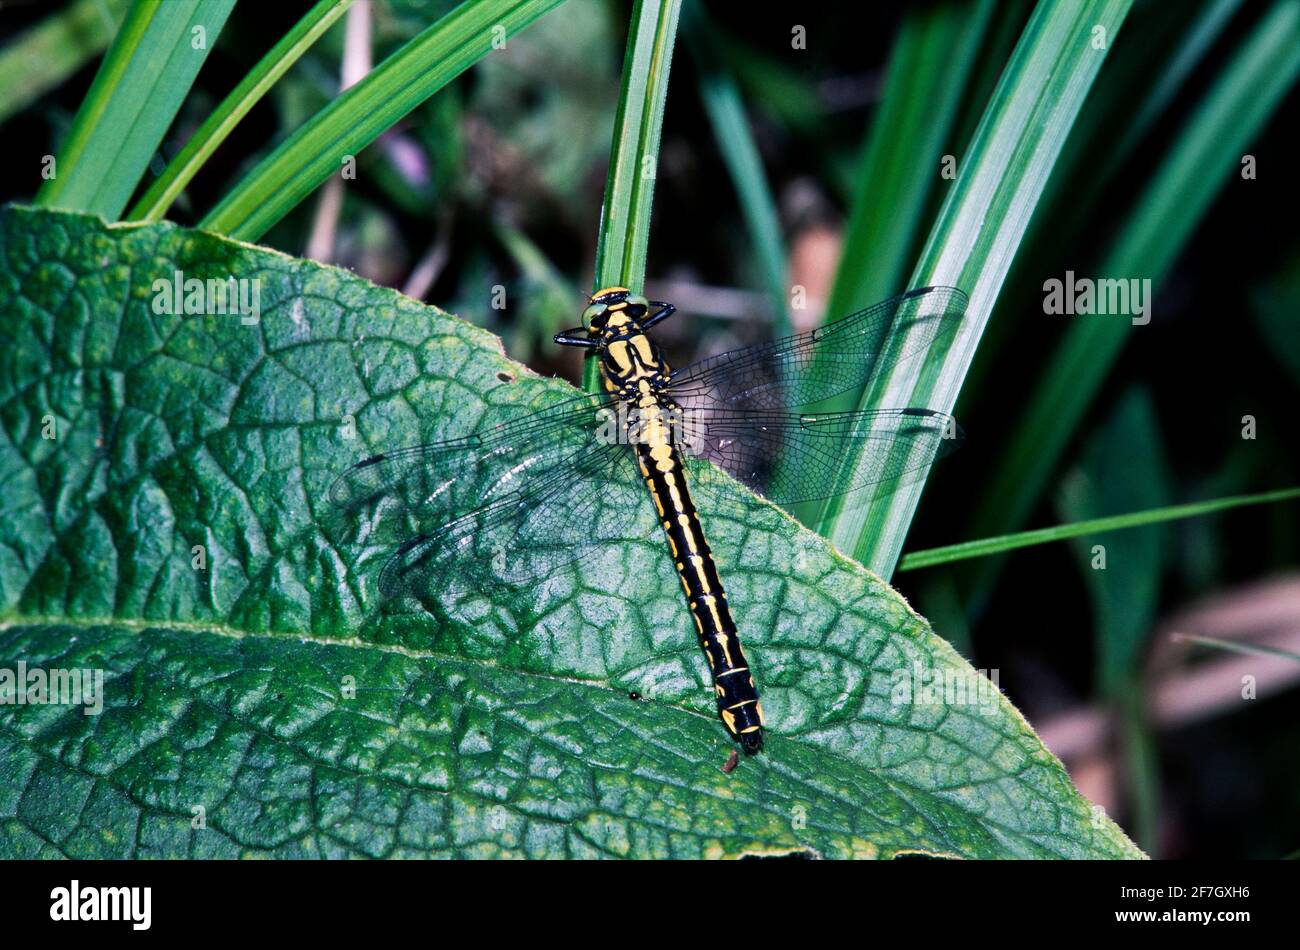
(721, 750), (739, 774)
(330, 286), (966, 750)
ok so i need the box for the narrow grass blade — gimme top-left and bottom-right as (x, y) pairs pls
(818, 0), (1135, 578)
(707, 27), (845, 197)
(128, 0), (353, 222)
(584, 0), (682, 391)
(947, 0), (1033, 162)
(493, 220), (578, 361)
(897, 486), (1300, 571)
(1253, 248), (1300, 389)
(33, 0), (236, 218)
(1118, 686), (1160, 855)
(779, 1), (993, 532)
(712, 31), (823, 140)
(199, 0), (567, 242)
(824, 0), (994, 327)
(685, 4), (787, 336)
(959, 0), (1243, 405)
(1116, 0), (1243, 160)
(0, 0), (129, 127)
(1061, 389), (1167, 697)
(963, 0), (1300, 591)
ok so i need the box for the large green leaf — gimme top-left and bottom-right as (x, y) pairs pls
(0, 206), (1141, 859)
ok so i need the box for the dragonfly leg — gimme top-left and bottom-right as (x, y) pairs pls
(641, 301), (676, 330)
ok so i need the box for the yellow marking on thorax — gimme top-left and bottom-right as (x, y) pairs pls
(607, 339), (631, 373)
(631, 334), (655, 364)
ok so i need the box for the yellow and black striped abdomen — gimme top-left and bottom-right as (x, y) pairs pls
(632, 415), (765, 751)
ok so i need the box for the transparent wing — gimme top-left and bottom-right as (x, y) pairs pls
(327, 392), (653, 597)
(678, 407), (963, 512)
(666, 285), (967, 412)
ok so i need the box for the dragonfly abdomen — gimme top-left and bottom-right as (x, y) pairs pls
(633, 431), (765, 752)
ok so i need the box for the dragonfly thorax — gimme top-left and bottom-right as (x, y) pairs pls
(553, 290), (680, 385)
(598, 327), (672, 396)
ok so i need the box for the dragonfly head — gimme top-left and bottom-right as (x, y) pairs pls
(554, 287), (652, 348)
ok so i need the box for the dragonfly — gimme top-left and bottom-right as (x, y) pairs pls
(329, 285), (967, 753)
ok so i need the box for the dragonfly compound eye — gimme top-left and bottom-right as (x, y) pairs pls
(582, 303), (607, 329)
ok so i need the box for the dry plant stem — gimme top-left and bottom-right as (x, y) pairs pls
(306, 0), (372, 263)
(1039, 645), (1300, 761)
(1038, 575), (1300, 760)
(403, 213), (454, 300)
(641, 279), (772, 323)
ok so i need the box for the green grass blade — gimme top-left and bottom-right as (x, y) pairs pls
(780, 1), (993, 531)
(1117, 686), (1159, 855)
(897, 486), (1300, 571)
(706, 25), (843, 195)
(493, 220), (578, 361)
(712, 30), (823, 139)
(959, 0), (1242, 406)
(1115, 0), (1243, 159)
(0, 0), (129, 127)
(199, 0), (567, 242)
(963, 0), (1300, 586)
(818, 0), (1135, 578)
(1062, 389), (1168, 697)
(946, 0), (1032, 163)
(33, 0), (236, 218)
(823, 0), (994, 326)
(128, 0), (353, 222)
(685, 4), (787, 336)
(584, 0), (682, 391)
(1253, 248), (1300, 389)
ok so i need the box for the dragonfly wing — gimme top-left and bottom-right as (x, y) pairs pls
(376, 437), (651, 597)
(680, 408), (962, 511)
(665, 286), (967, 412)
(327, 392), (653, 598)
(329, 391), (610, 530)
